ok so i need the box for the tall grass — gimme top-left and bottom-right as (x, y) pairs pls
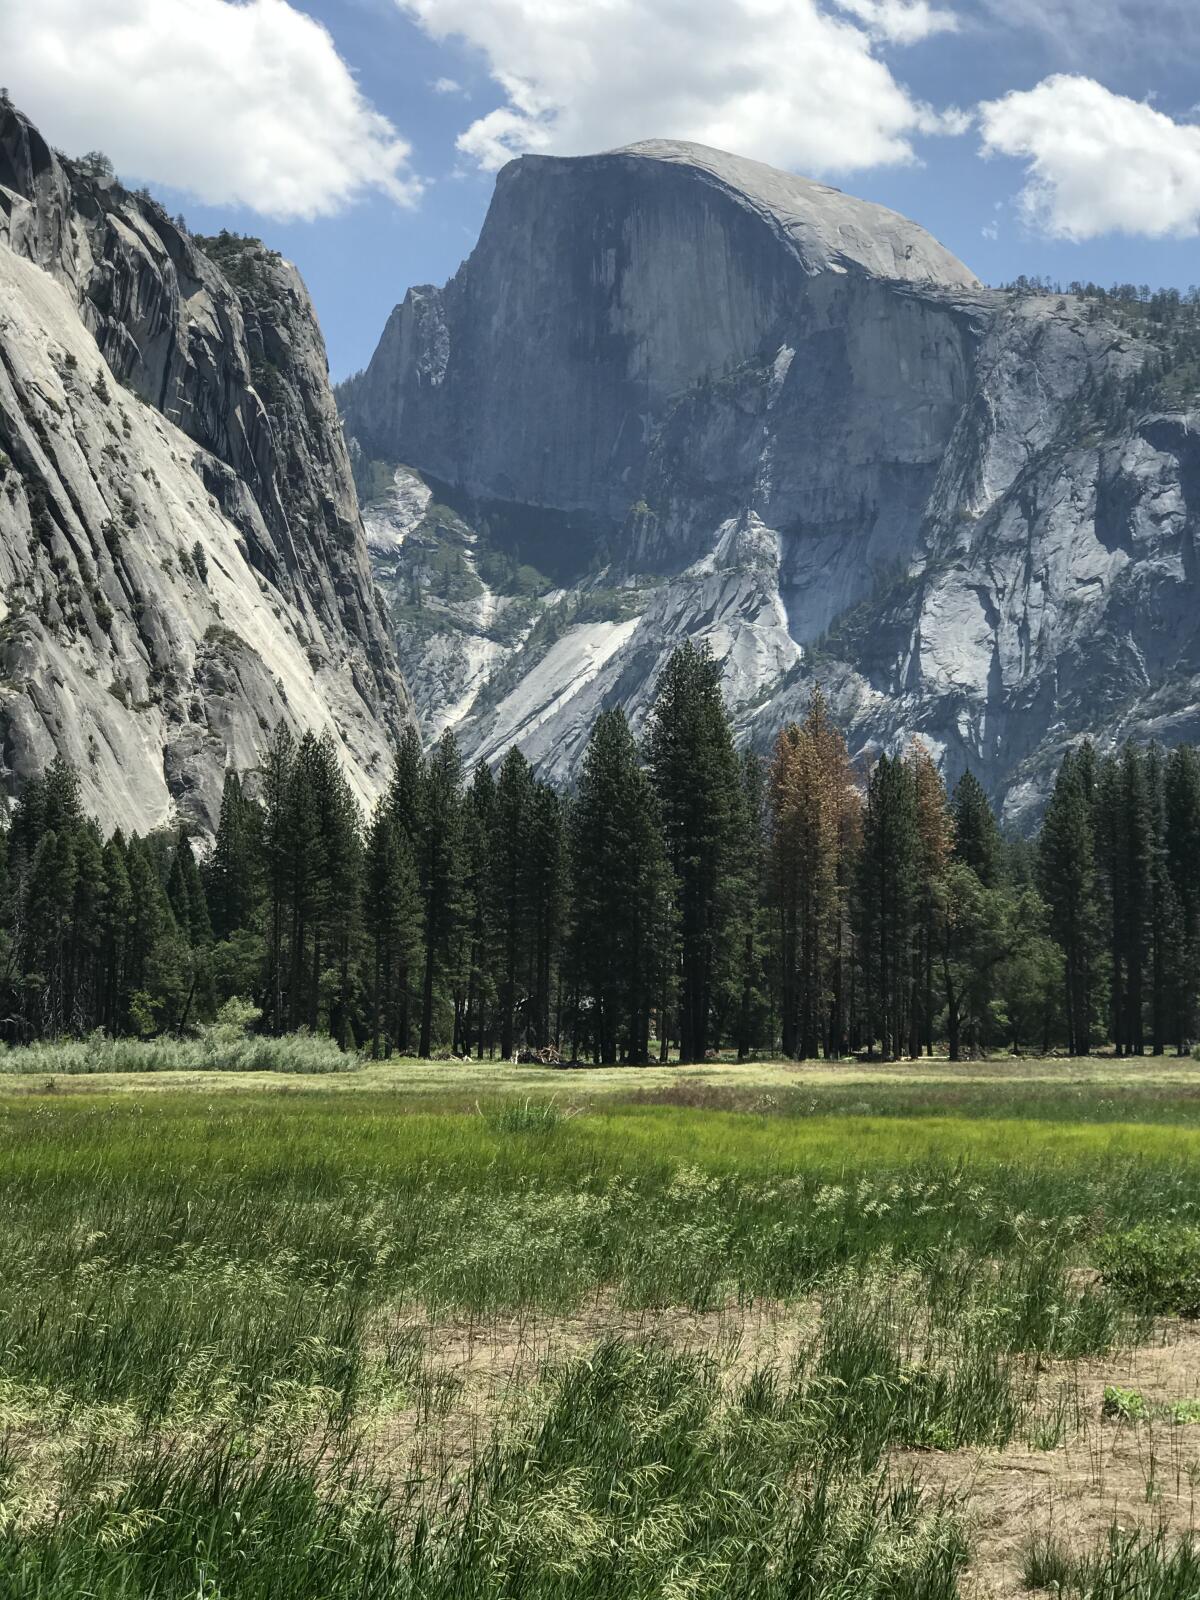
(0, 1338), (970, 1599)
(0, 1084), (1190, 1596)
(1023, 1529), (1200, 1598)
(0, 1030), (353, 1075)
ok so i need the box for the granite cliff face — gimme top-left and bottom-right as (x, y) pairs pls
(344, 140), (1190, 821)
(0, 104), (411, 832)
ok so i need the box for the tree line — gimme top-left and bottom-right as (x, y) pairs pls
(2, 642), (1198, 1063)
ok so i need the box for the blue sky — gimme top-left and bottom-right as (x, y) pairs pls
(4, 0), (1200, 380)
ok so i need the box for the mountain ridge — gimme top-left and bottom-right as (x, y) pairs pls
(0, 102), (413, 832)
(343, 139), (1195, 821)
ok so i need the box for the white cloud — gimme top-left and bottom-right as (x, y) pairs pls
(399, 0), (964, 176)
(0, 0), (420, 220)
(834, 0), (957, 45)
(979, 75), (1200, 240)
(432, 75), (466, 94)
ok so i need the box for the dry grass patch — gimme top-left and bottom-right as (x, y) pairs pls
(898, 1319), (1200, 1598)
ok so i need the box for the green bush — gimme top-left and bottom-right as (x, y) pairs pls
(1096, 1223), (1200, 1316)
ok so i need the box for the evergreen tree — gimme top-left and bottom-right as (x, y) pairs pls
(67, 826), (106, 1030)
(462, 762), (497, 1057)
(123, 838), (189, 1034)
(767, 723), (802, 1059)
(951, 770), (1002, 887)
(996, 888), (1063, 1055)
(97, 836), (131, 1034)
(19, 829), (77, 1037)
(294, 732), (362, 1046)
(364, 797), (421, 1059)
(491, 747), (537, 1058)
(417, 732), (466, 1059)
(1095, 746), (1151, 1055)
(260, 725), (295, 1033)
(569, 709), (670, 1064)
(167, 837), (212, 948)
(934, 861), (1010, 1060)
(1145, 745), (1179, 1056)
(387, 724), (425, 847)
(767, 690), (858, 1059)
(911, 742), (954, 1057)
(206, 773), (264, 941)
(856, 754), (918, 1059)
(733, 751), (771, 1062)
(1165, 745), (1200, 1053)
(528, 783), (565, 1051)
(1038, 748), (1101, 1055)
(646, 643), (742, 1063)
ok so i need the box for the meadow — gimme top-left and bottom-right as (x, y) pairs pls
(3, 1057), (1200, 1596)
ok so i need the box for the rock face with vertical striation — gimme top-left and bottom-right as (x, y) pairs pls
(0, 103), (412, 832)
(344, 139), (1193, 822)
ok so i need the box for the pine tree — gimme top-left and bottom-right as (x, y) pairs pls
(260, 725), (295, 1033)
(767, 724), (802, 1059)
(569, 709), (670, 1063)
(462, 761), (497, 1057)
(206, 773), (264, 941)
(364, 797), (421, 1058)
(288, 731), (362, 1046)
(67, 825), (106, 1030)
(20, 829), (77, 1037)
(528, 783), (565, 1051)
(491, 747), (536, 1058)
(1165, 745), (1200, 1052)
(646, 643), (742, 1063)
(951, 770), (1001, 887)
(387, 725), (425, 847)
(167, 836), (212, 948)
(1095, 746), (1151, 1055)
(98, 836), (131, 1034)
(123, 837), (189, 1034)
(1145, 745), (1179, 1056)
(733, 751), (770, 1062)
(767, 690), (857, 1060)
(1038, 748), (1100, 1055)
(856, 754), (918, 1059)
(910, 742), (954, 1057)
(417, 731), (466, 1059)
(934, 860), (1011, 1060)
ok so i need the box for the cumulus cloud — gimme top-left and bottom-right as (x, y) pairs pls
(979, 75), (1200, 239)
(834, 0), (957, 45)
(0, 0), (420, 220)
(399, 0), (964, 176)
(432, 75), (466, 94)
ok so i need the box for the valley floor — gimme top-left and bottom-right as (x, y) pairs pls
(2, 1059), (1199, 1596)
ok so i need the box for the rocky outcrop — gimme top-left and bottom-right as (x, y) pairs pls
(0, 104), (412, 831)
(346, 140), (1182, 820)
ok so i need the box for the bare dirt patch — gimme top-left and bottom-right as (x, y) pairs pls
(898, 1320), (1200, 1598)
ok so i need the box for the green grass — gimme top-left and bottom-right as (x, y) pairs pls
(1023, 1528), (1200, 1598)
(0, 1029), (351, 1075)
(0, 1062), (1198, 1594)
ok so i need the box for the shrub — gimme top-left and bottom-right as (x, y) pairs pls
(1096, 1223), (1200, 1316)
